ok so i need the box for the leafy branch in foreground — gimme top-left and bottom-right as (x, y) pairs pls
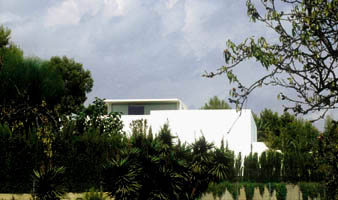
(205, 0), (338, 120)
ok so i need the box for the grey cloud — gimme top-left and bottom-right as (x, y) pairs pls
(0, 0), (53, 17)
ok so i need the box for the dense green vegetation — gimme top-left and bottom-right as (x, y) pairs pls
(0, 25), (233, 199)
(208, 182), (324, 200)
(201, 96), (231, 109)
(254, 109), (322, 182)
(205, 0), (338, 197)
(1, 5), (338, 197)
(0, 102), (234, 199)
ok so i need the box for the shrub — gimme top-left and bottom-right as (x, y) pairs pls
(274, 183), (286, 200)
(257, 183), (265, 197)
(299, 182), (325, 200)
(32, 166), (65, 200)
(243, 183), (255, 200)
(208, 182), (226, 199)
(225, 182), (240, 200)
(84, 187), (108, 200)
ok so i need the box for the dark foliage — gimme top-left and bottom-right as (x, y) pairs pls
(315, 117), (338, 199)
(0, 124), (46, 193)
(103, 126), (234, 200)
(32, 166), (65, 200)
(49, 56), (93, 115)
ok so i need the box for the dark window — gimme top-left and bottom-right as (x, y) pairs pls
(128, 105), (144, 115)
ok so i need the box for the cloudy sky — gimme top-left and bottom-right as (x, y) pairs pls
(0, 0), (335, 126)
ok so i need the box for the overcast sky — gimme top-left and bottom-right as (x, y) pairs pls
(0, 0), (336, 126)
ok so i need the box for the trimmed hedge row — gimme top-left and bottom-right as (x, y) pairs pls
(207, 182), (325, 200)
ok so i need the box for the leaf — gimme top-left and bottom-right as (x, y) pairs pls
(277, 93), (281, 100)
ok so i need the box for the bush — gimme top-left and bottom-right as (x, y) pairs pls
(243, 183), (255, 200)
(299, 182), (325, 200)
(0, 124), (45, 193)
(257, 183), (265, 197)
(225, 182), (240, 200)
(32, 166), (65, 200)
(274, 183), (286, 200)
(208, 182), (226, 199)
(84, 187), (108, 200)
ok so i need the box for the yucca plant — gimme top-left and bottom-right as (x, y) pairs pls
(210, 148), (233, 182)
(32, 166), (65, 200)
(103, 152), (142, 200)
(187, 136), (215, 199)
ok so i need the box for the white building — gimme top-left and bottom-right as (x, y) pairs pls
(104, 98), (268, 157)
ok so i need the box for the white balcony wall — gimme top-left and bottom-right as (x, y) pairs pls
(120, 109), (267, 157)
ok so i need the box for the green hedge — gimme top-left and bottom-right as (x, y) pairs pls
(207, 182), (325, 200)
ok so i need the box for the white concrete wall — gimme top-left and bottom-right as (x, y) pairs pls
(252, 142), (269, 155)
(120, 109), (266, 157)
(250, 113), (258, 143)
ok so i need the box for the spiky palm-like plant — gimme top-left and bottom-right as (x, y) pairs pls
(103, 149), (142, 200)
(32, 166), (65, 200)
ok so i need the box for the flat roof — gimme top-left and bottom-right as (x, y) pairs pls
(104, 98), (182, 104)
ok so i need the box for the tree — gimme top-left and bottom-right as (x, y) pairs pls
(255, 109), (319, 151)
(74, 98), (124, 136)
(255, 109), (320, 182)
(315, 116), (338, 198)
(205, 0), (338, 119)
(201, 96), (231, 109)
(254, 109), (281, 142)
(0, 56), (65, 134)
(49, 56), (93, 115)
(0, 25), (11, 68)
(0, 26), (94, 133)
(204, 1), (337, 196)
(243, 153), (260, 182)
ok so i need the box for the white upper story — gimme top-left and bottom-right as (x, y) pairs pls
(105, 98), (187, 115)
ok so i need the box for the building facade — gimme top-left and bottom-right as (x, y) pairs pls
(104, 98), (268, 157)
(105, 98), (187, 115)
